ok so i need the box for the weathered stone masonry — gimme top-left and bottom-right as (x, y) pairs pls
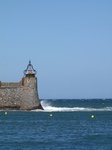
(0, 61), (43, 110)
(0, 81), (23, 110)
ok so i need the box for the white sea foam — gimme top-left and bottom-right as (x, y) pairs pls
(41, 106), (112, 112)
(33, 100), (112, 112)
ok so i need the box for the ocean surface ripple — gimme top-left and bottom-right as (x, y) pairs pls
(0, 99), (112, 150)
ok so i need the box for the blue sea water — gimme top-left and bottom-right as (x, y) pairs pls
(0, 99), (112, 150)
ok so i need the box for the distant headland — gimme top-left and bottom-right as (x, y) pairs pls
(0, 60), (43, 110)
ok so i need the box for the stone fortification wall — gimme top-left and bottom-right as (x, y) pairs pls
(0, 81), (23, 109)
(0, 77), (43, 110)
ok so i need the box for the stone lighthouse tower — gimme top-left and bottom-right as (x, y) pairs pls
(20, 60), (43, 110)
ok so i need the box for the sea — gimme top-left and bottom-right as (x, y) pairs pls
(0, 99), (112, 150)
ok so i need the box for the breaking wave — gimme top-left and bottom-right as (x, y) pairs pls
(35, 100), (112, 112)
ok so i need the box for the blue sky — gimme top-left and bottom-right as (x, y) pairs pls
(0, 0), (112, 99)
